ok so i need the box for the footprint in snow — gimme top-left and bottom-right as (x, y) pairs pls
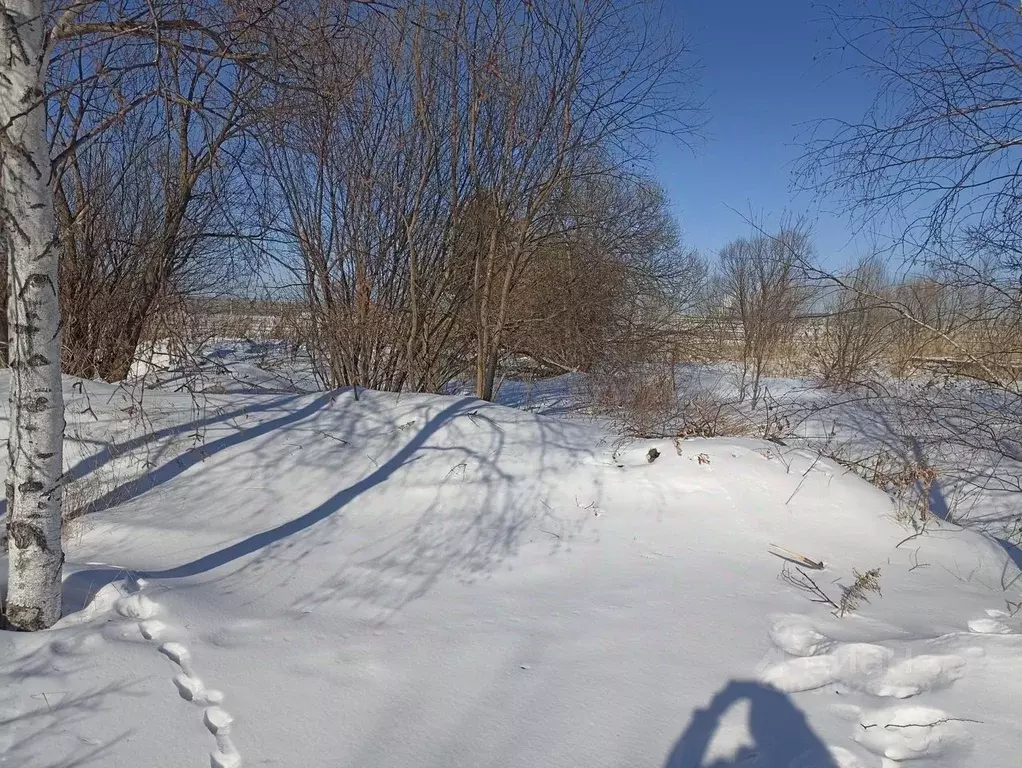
(139, 619), (168, 640)
(769, 617), (833, 657)
(111, 581), (240, 766)
(967, 618), (1012, 634)
(50, 631), (103, 656)
(867, 653), (966, 698)
(760, 643), (889, 693)
(985, 608), (1011, 618)
(159, 641), (191, 665)
(205, 707), (242, 768)
(828, 745), (868, 768)
(114, 592), (159, 620)
(766, 618), (974, 762)
(162, 644), (225, 706)
(761, 643), (965, 698)
(762, 618), (964, 698)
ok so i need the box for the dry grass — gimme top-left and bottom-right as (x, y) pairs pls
(61, 474), (106, 547)
(588, 360), (681, 438)
(587, 355), (772, 440)
(673, 391), (750, 438)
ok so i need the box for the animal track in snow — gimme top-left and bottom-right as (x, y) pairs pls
(50, 631), (103, 656)
(172, 673), (225, 706)
(868, 654), (966, 698)
(762, 641), (965, 698)
(139, 619), (168, 640)
(827, 745), (867, 768)
(110, 581), (240, 766)
(761, 643), (891, 693)
(159, 641), (191, 666)
(765, 616), (979, 763)
(173, 673), (204, 702)
(160, 639), (223, 706)
(204, 706), (234, 734)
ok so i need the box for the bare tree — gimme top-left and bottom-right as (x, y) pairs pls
(718, 228), (811, 406)
(508, 167), (698, 374)
(259, 5), (473, 393)
(0, 0), (66, 629)
(0, 0), (284, 629)
(454, 0), (697, 401)
(50, 22), (258, 380)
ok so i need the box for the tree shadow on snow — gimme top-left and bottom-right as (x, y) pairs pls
(0, 391), (314, 522)
(663, 680), (838, 768)
(60, 394), (584, 616)
(783, 389), (1022, 578)
(272, 400), (590, 615)
(906, 434), (1022, 576)
(72, 391), (335, 517)
(0, 640), (136, 767)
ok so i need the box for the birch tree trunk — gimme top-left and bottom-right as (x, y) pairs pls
(1, 0), (66, 630)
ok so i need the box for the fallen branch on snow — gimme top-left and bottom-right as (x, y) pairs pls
(769, 544), (824, 570)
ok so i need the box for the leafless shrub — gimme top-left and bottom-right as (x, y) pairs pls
(886, 277), (972, 377)
(60, 408), (130, 547)
(674, 391), (749, 438)
(258, 0), (700, 398)
(823, 445), (941, 528)
(588, 352), (682, 438)
(809, 255), (898, 387)
(198, 306), (256, 342)
(45, 11), (255, 383)
(506, 172), (701, 378)
(781, 565), (841, 612)
(268, 303), (313, 363)
(757, 392), (794, 444)
(588, 351), (766, 440)
(799, 0), (1022, 397)
(839, 567), (883, 616)
(61, 474), (113, 547)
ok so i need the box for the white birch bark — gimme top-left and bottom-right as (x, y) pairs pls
(1, 0), (65, 630)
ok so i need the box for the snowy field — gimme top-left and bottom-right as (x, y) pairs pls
(2, 343), (1021, 768)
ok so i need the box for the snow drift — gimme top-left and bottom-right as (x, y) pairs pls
(1, 376), (1020, 767)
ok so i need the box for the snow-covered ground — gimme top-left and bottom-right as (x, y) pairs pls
(2, 347), (1021, 767)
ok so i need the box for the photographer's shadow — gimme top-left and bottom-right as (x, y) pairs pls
(664, 680), (838, 768)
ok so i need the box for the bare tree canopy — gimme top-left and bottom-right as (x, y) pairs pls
(802, 0), (1022, 262)
(257, 0), (701, 399)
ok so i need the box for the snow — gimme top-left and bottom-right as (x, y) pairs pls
(2, 353), (1021, 767)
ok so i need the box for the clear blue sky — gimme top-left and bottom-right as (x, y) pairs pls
(655, 1), (876, 267)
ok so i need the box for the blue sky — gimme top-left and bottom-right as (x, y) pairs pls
(655, 1), (877, 267)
